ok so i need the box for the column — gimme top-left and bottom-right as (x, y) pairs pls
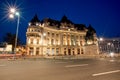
(33, 47), (36, 55)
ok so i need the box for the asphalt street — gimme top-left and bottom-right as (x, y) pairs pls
(0, 58), (120, 80)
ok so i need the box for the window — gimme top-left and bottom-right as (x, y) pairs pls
(63, 34), (66, 38)
(31, 39), (33, 44)
(73, 51), (75, 55)
(77, 48), (80, 54)
(81, 48), (84, 54)
(52, 48), (55, 55)
(64, 48), (66, 50)
(31, 29), (33, 32)
(56, 48), (59, 55)
(36, 48), (39, 55)
(56, 40), (58, 45)
(80, 36), (82, 39)
(29, 47), (33, 55)
(47, 39), (49, 45)
(39, 35), (41, 39)
(48, 32), (50, 36)
(38, 30), (40, 32)
(76, 36), (78, 39)
(64, 51), (66, 55)
(52, 33), (54, 37)
(51, 39), (54, 45)
(68, 49), (71, 55)
(56, 34), (59, 37)
(37, 39), (39, 44)
(46, 48), (50, 55)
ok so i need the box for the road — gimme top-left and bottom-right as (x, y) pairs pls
(0, 57), (120, 80)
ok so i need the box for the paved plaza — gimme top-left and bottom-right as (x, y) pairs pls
(0, 57), (120, 80)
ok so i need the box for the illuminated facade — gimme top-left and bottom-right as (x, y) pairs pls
(26, 15), (98, 56)
(0, 42), (12, 53)
(98, 38), (120, 54)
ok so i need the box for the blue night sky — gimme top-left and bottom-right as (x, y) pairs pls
(0, 0), (120, 44)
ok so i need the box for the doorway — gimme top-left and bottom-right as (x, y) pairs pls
(68, 49), (71, 55)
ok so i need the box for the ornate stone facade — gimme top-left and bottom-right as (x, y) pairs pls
(26, 15), (98, 56)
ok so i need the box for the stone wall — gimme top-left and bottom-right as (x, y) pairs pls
(84, 45), (99, 55)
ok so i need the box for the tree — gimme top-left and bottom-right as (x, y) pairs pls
(85, 24), (96, 44)
(3, 33), (21, 51)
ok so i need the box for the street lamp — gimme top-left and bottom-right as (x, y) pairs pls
(99, 38), (103, 41)
(98, 37), (103, 54)
(9, 8), (20, 58)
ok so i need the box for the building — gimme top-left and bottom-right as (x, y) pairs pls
(98, 37), (120, 54)
(26, 15), (98, 56)
(0, 42), (12, 53)
(17, 45), (27, 54)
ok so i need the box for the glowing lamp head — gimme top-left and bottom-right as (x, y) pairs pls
(29, 23), (31, 26)
(15, 12), (20, 16)
(9, 14), (14, 18)
(99, 38), (103, 41)
(110, 52), (114, 57)
(108, 43), (111, 45)
(10, 8), (16, 13)
(36, 23), (39, 26)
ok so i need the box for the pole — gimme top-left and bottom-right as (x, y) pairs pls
(14, 15), (20, 59)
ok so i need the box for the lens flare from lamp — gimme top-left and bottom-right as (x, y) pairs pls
(9, 14), (14, 18)
(110, 52), (114, 57)
(10, 8), (16, 13)
(15, 12), (20, 16)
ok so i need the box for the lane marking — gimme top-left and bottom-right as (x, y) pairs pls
(65, 64), (88, 68)
(55, 62), (68, 63)
(55, 61), (73, 64)
(109, 60), (115, 62)
(92, 70), (120, 76)
(99, 58), (105, 60)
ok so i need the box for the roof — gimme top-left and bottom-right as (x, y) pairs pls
(29, 15), (96, 32)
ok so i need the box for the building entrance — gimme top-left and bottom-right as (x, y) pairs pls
(68, 49), (71, 55)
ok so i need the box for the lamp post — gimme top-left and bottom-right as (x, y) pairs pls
(98, 37), (103, 54)
(9, 8), (20, 59)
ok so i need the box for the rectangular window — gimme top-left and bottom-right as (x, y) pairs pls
(47, 48), (50, 55)
(48, 32), (50, 36)
(64, 51), (66, 55)
(36, 48), (39, 55)
(56, 40), (58, 45)
(56, 34), (59, 37)
(52, 33), (54, 37)
(77, 48), (80, 54)
(31, 39), (33, 44)
(52, 48), (55, 55)
(37, 39), (39, 44)
(56, 48), (59, 55)
(51, 39), (54, 45)
(80, 36), (82, 39)
(29, 47), (33, 55)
